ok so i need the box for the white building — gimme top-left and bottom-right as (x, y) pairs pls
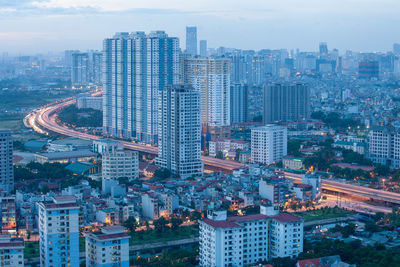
(0, 235), (24, 267)
(156, 85), (203, 178)
(283, 156), (304, 170)
(367, 123), (400, 168)
(85, 226), (130, 267)
(199, 206), (303, 267)
(103, 31), (180, 144)
(209, 138), (250, 158)
(38, 196), (80, 267)
(184, 58), (231, 126)
(71, 52), (89, 86)
(76, 93), (103, 110)
(93, 139), (123, 155)
(102, 149), (139, 180)
(141, 193), (159, 220)
(251, 125), (287, 165)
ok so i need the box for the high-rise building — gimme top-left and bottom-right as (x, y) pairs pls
(85, 226), (130, 267)
(251, 125), (287, 165)
(230, 83), (248, 123)
(71, 52), (89, 86)
(263, 83), (310, 124)
(0, 235), (24, 266)
(199, 207), (303, 266)
(91, 52), (103, 84)
(319, 42), (328, 56)
(186, 26), (197, 55)
(184, 58), (231, 126)
(156, 85), (203, 178)
(199, 40), (207, 57)
(358, 61), (379, 79)
(367, 123), (400, 168)
(393, 43), (400, 55)
(103, 31), (180, 144)
(38, 196), (79, 267)
(0, 130), (13, 193)
(64, 50), (79, 70)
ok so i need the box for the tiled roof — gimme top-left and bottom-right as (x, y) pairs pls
(202, 218), (240, 228)
(271, 213), (302, 223)
(228, 214), (268, 222)
(0, 242), (24, 248)
(297, 258), (321, 267)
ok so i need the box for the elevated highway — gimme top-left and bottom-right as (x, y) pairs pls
(27, 96), (400, 205)
(28, 96), (245, 172)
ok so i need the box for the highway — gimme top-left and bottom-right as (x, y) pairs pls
(27, 95), (245, 172)
(26, 95), (400, 206)
(287, 173), (400, 205)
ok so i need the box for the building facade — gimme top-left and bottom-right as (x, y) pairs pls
(0, 130), (13, 193)
(85, 226), (130, 267)
(186, 26), (197, 55)
(76, 93), (103, 110)
(199, 40), (207, 57)
(184, 58), (231, 127)
(102, 149), (139, 180)
(38, 196), (79, 267)
(71, 52), (89, 86)
(367, 124), (400, 168)
(263, 83), (310, 124)
(199, 207), (303, 267)
(251, 125), (287, 165)
(156, 85), (203, 178)
(0, 235), (24, 267)
(230, 83), (248, 123)
(0, 197), (17, 234)
(103, 31), (180, 144)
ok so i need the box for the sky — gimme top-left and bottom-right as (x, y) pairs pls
(1, 0), (400, 54)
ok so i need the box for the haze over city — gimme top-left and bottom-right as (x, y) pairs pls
(2, 0), (400, 53)
(3, 1), (400, 267)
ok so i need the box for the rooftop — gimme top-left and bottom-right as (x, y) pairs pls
(36, 150), (97, 160)
(271, 213), (302, 223)
(202, 218), (240, 228)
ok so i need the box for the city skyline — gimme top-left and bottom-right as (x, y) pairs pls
(1, 0), (400, 53)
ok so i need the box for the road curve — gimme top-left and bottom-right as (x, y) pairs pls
(31, 96), (245, 172)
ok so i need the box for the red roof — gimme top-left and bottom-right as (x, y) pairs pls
(0, 242), (24, 248)
(228, 214), (268, 222)
(297, 258), (321, 267)
(202, 218), (240, 228)
(294, 183), (313, 189)
(271, 213), (302, 223)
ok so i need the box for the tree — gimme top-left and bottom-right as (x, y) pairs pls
(365, 221), (380, 233)
(154, 168), (171, 180)
(170, 217), (183, 231)
(287, 140), (303, 157)
(190, 211), (202, 222)
(123, 216), (138, 233)
(154, 217), (168, 233)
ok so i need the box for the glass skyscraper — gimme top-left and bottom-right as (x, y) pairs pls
(186, 26), (197, 55)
